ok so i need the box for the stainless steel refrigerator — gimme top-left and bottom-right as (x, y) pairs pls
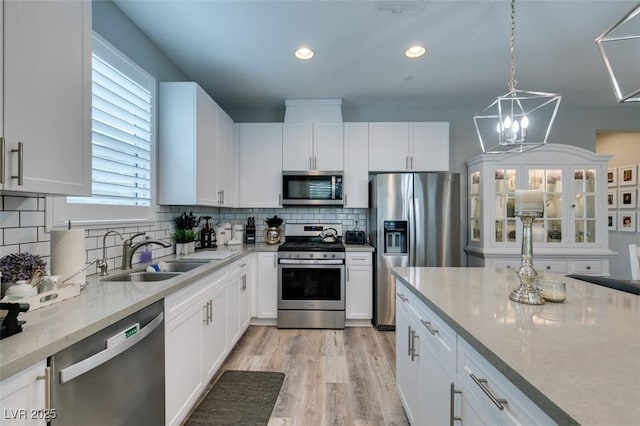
(369, 173), (461, 329)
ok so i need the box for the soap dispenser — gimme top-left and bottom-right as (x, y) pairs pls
(139, 236), (153, 263)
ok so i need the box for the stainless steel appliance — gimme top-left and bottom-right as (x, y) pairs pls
(369, 173), (461, 329)
(278, 224), (346, 328)
(282, 171), (343, 206)
(50, 300), (164, 425)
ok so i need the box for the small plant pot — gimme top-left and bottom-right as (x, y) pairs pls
(175, 241), (196, 257)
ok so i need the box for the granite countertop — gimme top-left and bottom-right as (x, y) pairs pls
(0, 245), (270, 380)
(391, 267), (640, 426)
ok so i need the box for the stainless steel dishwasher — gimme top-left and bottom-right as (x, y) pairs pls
(50, 300), (164, 425)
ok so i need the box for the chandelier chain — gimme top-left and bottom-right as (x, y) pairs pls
(509, 0), (518, 91)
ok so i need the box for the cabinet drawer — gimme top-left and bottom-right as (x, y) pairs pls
(569, 260), (602, 275)
(412, 299), (457, 372)
(491, 260), (521, 270)
(165, 269), (227, 322)
(346, 253), (372, 266)
(457, 339), (555, 426)
(536, 261), (568, 274)
(229, 255), (252, 276)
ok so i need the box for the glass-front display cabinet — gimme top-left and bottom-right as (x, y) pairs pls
(465, 144), (614, 276)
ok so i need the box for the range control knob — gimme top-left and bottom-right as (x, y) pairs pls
(309, 253), (314, 258)
(323, 254), (328, 258)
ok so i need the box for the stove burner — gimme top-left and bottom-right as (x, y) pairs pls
(278, 241), (345, 252)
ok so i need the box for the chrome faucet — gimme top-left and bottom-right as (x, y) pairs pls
(121, 232), (172, 270)
(97, 230), (124, 276)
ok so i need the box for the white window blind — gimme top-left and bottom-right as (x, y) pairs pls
(68, 44), (153, 206)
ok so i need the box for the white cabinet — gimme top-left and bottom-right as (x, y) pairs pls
(368, 122), (449, 172)
(215, 105), (235, 206)
(458, 339), (555, 426)
(395, 291), (418, 424)
(0, 361), (47, 425)
(228, 257), (252, 346)
(238, 123), (283, 208)
(1, 0), (91, 195)
(345, 252), (372, 320)
(282, 123), (343, 171)
(159, 82), (219, 206)
(202, 280), (228, 381)
(466, 144), (614, 275)
(343, 123), (369, 208)
(256, 252), (278, 319)
(165, 268), (229, 426)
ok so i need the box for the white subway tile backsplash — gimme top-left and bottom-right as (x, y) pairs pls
(19, 241), (50, 258)
(1, 211), (19, 227)
(20, 211), (45, 227)
(4, 196), (38, 211)
(4, 227), (38, 245)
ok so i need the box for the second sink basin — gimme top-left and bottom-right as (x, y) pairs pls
(102, 272), (181, 282)
(163, 260), (210, 272)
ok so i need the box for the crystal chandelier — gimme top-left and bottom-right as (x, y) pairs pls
(474, 0), (561, 154)
(595, 3), (640, 103)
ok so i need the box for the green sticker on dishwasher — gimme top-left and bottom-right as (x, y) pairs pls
(125, 325), (138, 338)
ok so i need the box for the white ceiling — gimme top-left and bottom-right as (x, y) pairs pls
(112, 0), (639, 112)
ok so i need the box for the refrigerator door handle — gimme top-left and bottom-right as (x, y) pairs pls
(408, 194), (416, 266)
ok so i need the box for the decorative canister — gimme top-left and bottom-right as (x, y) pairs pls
(264, 227), (282, 245)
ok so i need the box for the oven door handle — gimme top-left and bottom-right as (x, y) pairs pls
(279, 259), (344, 265)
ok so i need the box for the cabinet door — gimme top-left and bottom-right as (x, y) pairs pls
(216, 105), (234, 206)
(395, 292), (417, 424)
(282, 123), (313, 170)
(0, 361), (47, 426)
(195, 86), (219, 205)
(3, 0), (90, 195)
(313, 123), (343, 171)
(239, 123), (283, 207)
(202, 283), (228, 381)
(343, 123), (369, 208)
(409, 122), (449, 171)
(238, 269), (251, 331)
(416, 335), (454, 426)
(257, 252), (278, 318)
(227, 277), (241, 346)
(368, 123), (409, 172)
(345, 263), (372, 320)
(165, 301), (204, 426)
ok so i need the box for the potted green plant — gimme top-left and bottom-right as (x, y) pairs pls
(171, 211), (200, 256)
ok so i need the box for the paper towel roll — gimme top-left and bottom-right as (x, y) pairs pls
(50, 229), (86, 284)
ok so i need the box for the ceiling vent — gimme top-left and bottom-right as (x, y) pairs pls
(284, 99), (343, 123)
(374, 1), (425, 14)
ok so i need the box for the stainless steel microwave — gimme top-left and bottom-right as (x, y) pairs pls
(282, 171), (343, 206)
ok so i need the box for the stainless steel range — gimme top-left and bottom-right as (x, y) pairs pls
(278, 224), (345, 329)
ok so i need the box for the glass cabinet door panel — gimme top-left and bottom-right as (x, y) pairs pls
(471, 172), (480, 195)
(573, 168), (598, 246)
(585, 170), (596, 192)
(528, 168), (563, 244)
(585, 195), (596, 218)
(493, 169), (517, 244)
(469, 171), (481, 242)
(548, 220), (562, 243)
(507, 220), (516, 242)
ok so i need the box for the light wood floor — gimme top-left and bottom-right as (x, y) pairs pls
(199, 326), (409, 426)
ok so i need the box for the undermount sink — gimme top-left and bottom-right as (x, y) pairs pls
(163, 260), (210, 272)
(102, 272), (181, 283)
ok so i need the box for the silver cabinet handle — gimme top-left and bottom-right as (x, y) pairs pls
(470, 373), (508, 411)
(273, 253), (277, 268)
(60, 312), (163, 384)
(241, 275), (247, 292)
(203, 303), (209, 325)
(11, 141), (24, 186)
(420, 319), (439, 335)
(279, 193), (282, 207)
(450, 382), (462, 425)
(37, 366), (52, 412)
(314, 156), (317, 170)
(208, 300), (213, 323)
(410, 330), (419, 361)
(397, 293), (409, 303)
(410, 156), (414, 169)
(407, 326), (413, 356)
(344, 193), (347, 206)
(347, 267), (350, 282)
(0, 137), (5, 184)
(221, 190), (225, 205)
(405, 156), (409, 170)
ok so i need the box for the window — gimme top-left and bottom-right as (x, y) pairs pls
(51, 33), (156, 226)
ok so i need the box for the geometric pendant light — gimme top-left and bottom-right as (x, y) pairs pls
(595, 3), (640, 103)
(474, 0), (561, 154)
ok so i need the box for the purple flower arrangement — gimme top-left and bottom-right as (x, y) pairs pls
(0, 253), (47, 283)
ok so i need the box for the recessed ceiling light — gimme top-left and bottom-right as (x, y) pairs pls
(405, 45), (426, 58)
(295, 47), (315, 60)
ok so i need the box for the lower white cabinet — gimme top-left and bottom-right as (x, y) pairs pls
(345, 252), (372, 320)
(257, 252), (278, 319)
(396, 280), (555, 426)
(165, 256), (253, 426)
(0, 361), (48, 425)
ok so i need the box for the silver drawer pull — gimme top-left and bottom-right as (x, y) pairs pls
(450, 382), (462, 425)
(397, 293), (408, 303)
(470, 373), (508, 411)
(420, 319), (439, 335)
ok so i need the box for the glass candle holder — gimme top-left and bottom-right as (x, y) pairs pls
(509, 211), (545, 305)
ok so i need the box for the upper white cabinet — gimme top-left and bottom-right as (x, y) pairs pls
(159, 82), (233, 206)
(238, 123), (283, 208)
(216, 105), (235, 206)
(343, 123), (369, 208)
(282, 122), (343, 171)
(369, 122), (449, 172)
(466, 144), (614, 275)
(1, 0), (91, 195)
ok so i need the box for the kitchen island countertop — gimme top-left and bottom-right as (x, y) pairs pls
(392, 267), (640, 426)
